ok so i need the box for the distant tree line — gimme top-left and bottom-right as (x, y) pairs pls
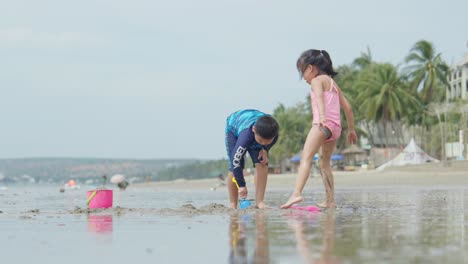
(0, 158), (193, 183)
(156, 159), (228, 181)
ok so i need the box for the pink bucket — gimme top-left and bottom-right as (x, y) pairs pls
(87, 189), (113, 209)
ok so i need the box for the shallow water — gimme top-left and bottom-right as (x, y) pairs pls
(0, 185), (467, 263)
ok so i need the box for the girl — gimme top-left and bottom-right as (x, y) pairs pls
(281, 49), (357, 209)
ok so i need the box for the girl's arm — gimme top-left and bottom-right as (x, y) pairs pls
(337, 87), (357, 144)
(311, 78), (326, 125)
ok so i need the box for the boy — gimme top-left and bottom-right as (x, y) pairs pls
(225, 109), (279, 209)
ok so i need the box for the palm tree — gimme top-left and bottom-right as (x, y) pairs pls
(404, 40), (449, 104)
(353, 47), (373, 70)
(270, 103), (311, 167)
(355, 63), (421, 147)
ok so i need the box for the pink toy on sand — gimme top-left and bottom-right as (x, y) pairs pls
(291, 205), (321, 212)
(87, 189), (113, 209)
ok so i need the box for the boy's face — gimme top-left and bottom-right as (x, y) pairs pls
(252, 127), (274, 146)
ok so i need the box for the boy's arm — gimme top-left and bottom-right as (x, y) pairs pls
(311, 78), (326, 124)
(230, 129), (253, 188)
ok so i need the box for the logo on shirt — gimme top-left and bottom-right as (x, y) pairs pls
(233, 146), (246, 169)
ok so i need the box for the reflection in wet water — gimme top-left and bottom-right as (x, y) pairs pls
(287, 211), (341, 264)
(329, 189), (467, 263)
(0, 186), (466, 263)
(228, 189), (467, 263)
(229, 212), (270, 264)
(88, 215), (113, 234)
(228, 210), (342, 264)
(87, 214), (113, 245)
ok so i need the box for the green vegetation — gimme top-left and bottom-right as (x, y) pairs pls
(270, 40), (466, 164)
(156, 159), (228, 181)
(268, 103), (311, 168)
(405, 40), (449, 104)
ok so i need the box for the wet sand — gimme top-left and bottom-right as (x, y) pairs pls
(141, 161), (468, 190)
(1, 162), (467, 263)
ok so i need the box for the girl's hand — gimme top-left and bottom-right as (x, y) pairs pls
(319, 115), (327, 127)
(258, 149), (269, 165)
(238, 187), (248, 198)
(347, 130), (357, 144)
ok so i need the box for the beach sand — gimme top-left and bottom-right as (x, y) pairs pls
(140, 160), (468, 191)
(1, 161), (467, 263)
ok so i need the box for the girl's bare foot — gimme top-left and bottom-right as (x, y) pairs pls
(229, 202), (238, 209)
(316, 202), (327, 208)
(316, 202), (336, 208)
(256, 201), (268, 209)
(280, 195), (304, 209)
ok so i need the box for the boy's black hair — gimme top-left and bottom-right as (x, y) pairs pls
(254, 115), (279, 140)
(296, 49), (338, 78)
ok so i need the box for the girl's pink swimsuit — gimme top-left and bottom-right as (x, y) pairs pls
(310, 76), (342, 142)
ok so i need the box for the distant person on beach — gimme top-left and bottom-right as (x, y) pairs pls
(117, 180), (129, 191)
(225, 109), (279, 209)
(281, 49), (357, 209)
(210, 174), (226, 191)
(217, 173), (225, 182)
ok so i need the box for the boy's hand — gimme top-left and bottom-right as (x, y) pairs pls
(238, 187), (248, 198)
(258, 149), (269, 165)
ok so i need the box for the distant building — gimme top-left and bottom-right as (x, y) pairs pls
(447, 53), (468, 100)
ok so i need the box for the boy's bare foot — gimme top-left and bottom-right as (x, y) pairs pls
(255, 201), (268, 209)
(229, 202), (238, 209)
(280, 195), (303, 209)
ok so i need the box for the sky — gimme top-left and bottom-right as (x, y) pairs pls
(0, 0), (467, 160)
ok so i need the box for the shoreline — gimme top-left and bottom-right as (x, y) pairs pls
(136, 161), (468, 190)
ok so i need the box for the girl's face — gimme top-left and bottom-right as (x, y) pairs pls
(302, 65), (318, 84)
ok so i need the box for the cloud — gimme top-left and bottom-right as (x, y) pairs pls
(0, 27), (107, 48)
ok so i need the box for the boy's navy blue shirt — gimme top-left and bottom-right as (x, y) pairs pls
(225, 109), (278, 187)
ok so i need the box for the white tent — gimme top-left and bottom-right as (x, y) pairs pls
(377, 138), (439, 170)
